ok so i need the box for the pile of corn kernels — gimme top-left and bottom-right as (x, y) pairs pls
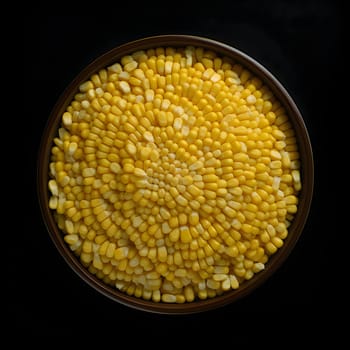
(48, 46), (301, 303)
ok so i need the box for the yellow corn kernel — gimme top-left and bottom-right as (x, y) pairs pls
(114, 247), (129, 260)
(287, 204), (298, 213)
(203, 174), (218, 183)
(223, 206), (236, 218)
(169, 217), (179, 228)
(162, 294), (177, 303)
(180, 226), (192, 243)
(265, 242), (277, 254)
(79, 81), (94, 92)
(175, 195), (188, 206)
(64, 234), (79, 245)
(187, 184), (201, 197)
(119, 81), (131, 94)
(157, 246), (168, 262)
(49, 196), (58, 209)
(189, 212), (199, 226)
(184, 286), (195, 302)
(285, 195), (298, 205)
(143, 131), (154, 142)
(169, 228), (180, 242)
(48, 179), (58, 196)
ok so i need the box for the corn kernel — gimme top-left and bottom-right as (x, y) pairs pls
(180, 226), (192, 243)
(161, 293), (177, 303)
(175, 195), (188, 206)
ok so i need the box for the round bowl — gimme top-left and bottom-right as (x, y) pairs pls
(37, 35), (314, 314)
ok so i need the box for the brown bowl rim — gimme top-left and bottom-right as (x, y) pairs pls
(37, 34), (314, 314)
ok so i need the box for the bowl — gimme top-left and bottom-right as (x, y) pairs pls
(37, 35), (314, 314)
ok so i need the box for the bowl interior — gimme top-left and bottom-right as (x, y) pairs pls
(37, 35), (314, 314)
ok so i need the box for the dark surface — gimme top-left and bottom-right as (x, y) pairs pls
(15, 0), (342, 337)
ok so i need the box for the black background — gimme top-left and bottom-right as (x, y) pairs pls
(15, 0), (342, 338)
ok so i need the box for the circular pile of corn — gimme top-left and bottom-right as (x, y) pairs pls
(48, 46), (301, 303)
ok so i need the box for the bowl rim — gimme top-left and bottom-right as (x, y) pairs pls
(37, 34), (314, 314)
